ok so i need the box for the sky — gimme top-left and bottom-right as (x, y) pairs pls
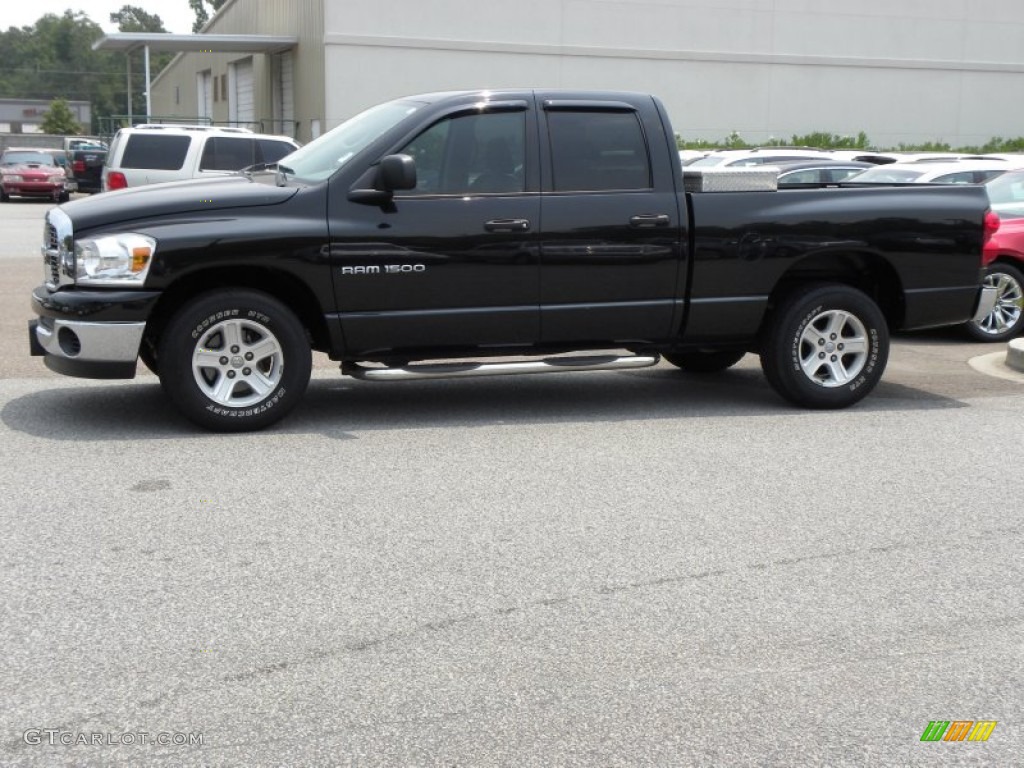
(3, 1), (199, 35)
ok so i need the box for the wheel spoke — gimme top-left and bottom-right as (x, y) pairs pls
(826, 358), (849, 384)
(246, 336), (281, 363)
(841, 336), (868, 355)
(211, 373), (238, 403)
(801, 354), (825, 380)
(825, 311), (850, 338)
(246, 370), (275, 397)
(194, 349), (223, 368)
(220, 319), (244, 351)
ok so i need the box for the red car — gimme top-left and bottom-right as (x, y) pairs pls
(974, 170), (1024, 340)
(0, 148), (71, 203)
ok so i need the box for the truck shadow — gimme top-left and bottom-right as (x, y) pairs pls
(1, 364), (965, 442)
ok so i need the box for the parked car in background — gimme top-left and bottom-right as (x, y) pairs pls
(0, 148), (70, 202)
(67, 142), (108, 194)
(102, 125), (300, 191)
(971, 169), (1024, 340)
(845, 159), (1012, 185)
(774, 160), (874, 187)
(687, 148), (842, 167)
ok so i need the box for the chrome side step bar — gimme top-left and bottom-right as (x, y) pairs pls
(344, 354), (660, 382)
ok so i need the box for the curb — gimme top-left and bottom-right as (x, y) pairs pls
(1007, 339), (1024, 373)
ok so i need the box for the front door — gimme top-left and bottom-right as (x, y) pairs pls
(329, 101), (541, 356)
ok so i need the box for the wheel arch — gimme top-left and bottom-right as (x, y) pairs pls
(144, 267), (330, 355)
(764, 250), (904, 334)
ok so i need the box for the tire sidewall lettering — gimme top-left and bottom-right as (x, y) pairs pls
(190, 308), (241, 340)
(203, 385), (287, 417)
(790, 304), (824, 373)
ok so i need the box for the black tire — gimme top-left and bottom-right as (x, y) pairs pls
(965, 262), (1024, 342)
(760, 283), (888, 409)
(58, 191), (71, 203)
(138, 337), (159, 375)
(0, 190), (9, 202)
(157, 290), (311, 431)
(663, 349), (746, 373)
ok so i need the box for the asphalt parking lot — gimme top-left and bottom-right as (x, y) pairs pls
(1, 195), (1021, 766)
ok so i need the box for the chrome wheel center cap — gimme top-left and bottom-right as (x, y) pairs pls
(231, 355), (244, 368)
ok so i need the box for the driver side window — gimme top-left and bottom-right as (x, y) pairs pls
(398, 111), (525, 195)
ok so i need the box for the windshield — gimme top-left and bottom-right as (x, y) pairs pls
(846, 166), (924, 183)
(2, 152), (56, 166)
(278, 99), (423, 183)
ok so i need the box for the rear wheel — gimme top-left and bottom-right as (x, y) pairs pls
(663, 349), (746, 373)
(157, 290), (311, 431)
(760, 283), (888, 409)
(965, 263), (1024, 342)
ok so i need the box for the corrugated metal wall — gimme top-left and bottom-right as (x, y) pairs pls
(149, 0), (324, 143)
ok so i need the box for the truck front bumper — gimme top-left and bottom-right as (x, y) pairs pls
(29, 285), (161, 379)
(29, 317), (144, 378)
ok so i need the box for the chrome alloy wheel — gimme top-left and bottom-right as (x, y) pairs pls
(798, 309), (870, 388)
(191, 318), (285, 407)
(975, 271), (1024, 337)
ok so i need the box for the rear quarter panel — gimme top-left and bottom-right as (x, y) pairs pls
(684, 184), (988, 339)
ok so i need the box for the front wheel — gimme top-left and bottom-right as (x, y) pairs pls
(157, 290), (312, 431)
(760, 284), (888, 409)
(965, 263), (1024, 342)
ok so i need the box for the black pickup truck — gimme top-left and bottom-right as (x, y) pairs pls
(66, 143), (107, 194)
(29, 89), (997, 431)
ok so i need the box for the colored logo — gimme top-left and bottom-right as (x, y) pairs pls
(920, 721), (997, 742)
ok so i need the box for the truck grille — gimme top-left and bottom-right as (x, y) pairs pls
(42, 209), (73, 290)
(44, 223), (60, 286)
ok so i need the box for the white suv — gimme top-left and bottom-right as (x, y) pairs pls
(102, 125), (300, 191)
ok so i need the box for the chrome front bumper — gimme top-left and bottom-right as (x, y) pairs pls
(30, 317), (144, 379)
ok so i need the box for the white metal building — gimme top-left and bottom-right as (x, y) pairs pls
(149, 0), (1024, 147)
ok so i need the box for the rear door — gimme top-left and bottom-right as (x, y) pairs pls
(537, 95), (686, 344)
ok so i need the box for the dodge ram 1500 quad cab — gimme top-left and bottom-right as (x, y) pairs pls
(29, 89), (998, 431)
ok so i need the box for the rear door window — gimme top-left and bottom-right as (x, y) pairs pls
(121, 135), (191, 170)
(547, 111), (651, 191)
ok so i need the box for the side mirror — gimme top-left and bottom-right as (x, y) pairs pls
(378, 154), (416, 191)
(348, 154), (417, 205)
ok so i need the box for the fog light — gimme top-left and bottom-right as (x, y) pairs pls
(58, 327), (81, 356)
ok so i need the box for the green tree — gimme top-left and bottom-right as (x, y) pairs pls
(0, 11), (125, 132)
(189, 0), (228, 32)
(39, 98), (83, 134)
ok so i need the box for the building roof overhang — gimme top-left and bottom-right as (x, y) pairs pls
(93, 33), (298, 54)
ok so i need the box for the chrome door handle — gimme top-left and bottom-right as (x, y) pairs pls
(484, 218), (531, 232)
(629, 214), (670, 228)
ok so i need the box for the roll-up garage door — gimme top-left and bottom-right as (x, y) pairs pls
(230, 58), (255, 128)
(279, 51), (295, 136)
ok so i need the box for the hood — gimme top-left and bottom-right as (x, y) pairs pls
(60, 175), (300, 232)
(3, 163), (64, 176)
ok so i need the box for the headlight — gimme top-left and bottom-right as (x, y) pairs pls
(5, 174), (24, 182)
(74, 233), (157, 286)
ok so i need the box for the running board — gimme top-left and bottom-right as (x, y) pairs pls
(344, 354), (660, 382)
